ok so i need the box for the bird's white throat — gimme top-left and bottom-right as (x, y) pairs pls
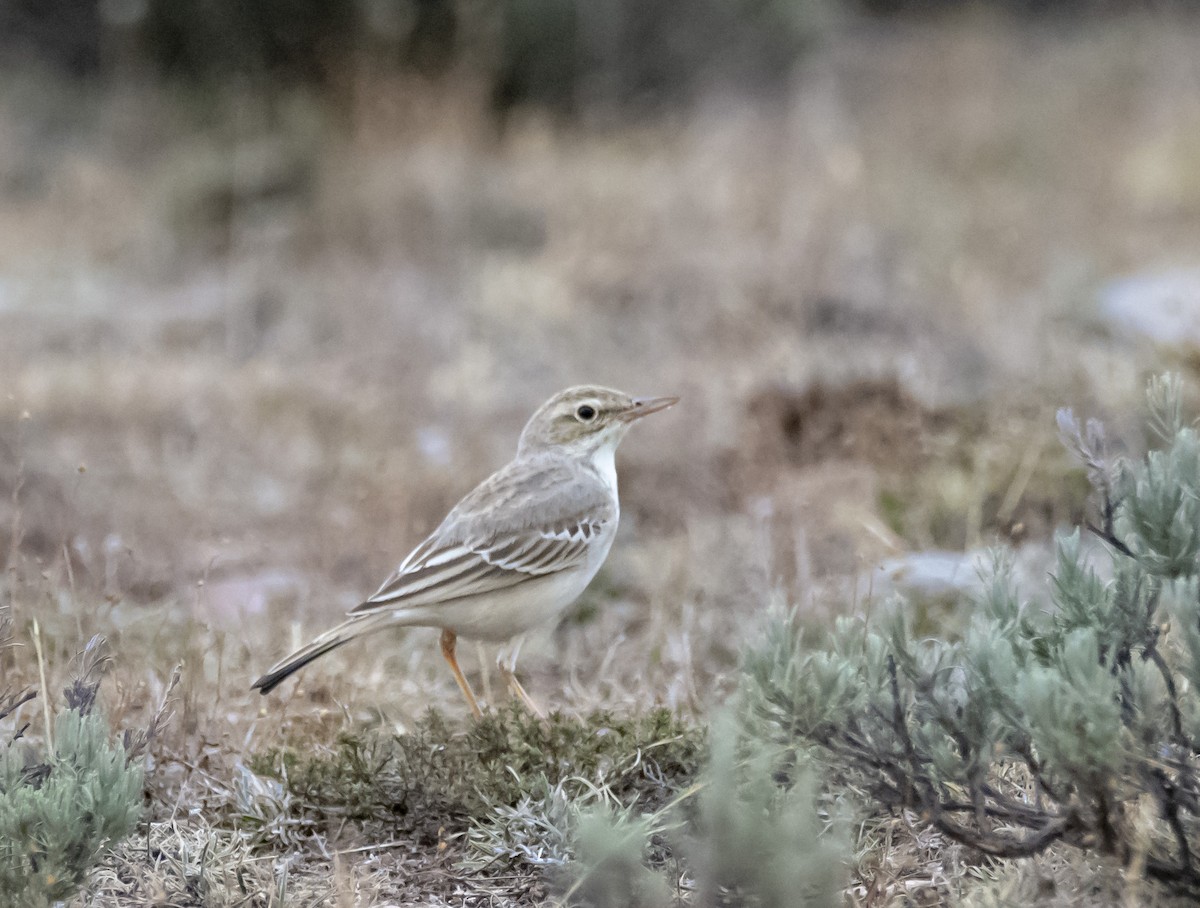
(588, 439), (619, 495)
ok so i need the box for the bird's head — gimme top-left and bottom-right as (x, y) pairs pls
(517, 385), (678, 458)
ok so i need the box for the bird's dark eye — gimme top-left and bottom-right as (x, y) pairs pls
(575, 404), (597, 422)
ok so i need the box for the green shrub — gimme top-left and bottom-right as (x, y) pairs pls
(0, 709), (143, 907)
(487, 0), (839, 113)
(565, 715), (847, 908)
(0, 0), (1185, 92)
(567, 806), (671, 908)
(248, 706), (703, 853)
(739, 375), (1200, 893)
(683, 718), (845, 908)
(0, 636), (147, 908)
(252, 705), (846, 903)
(1, 0), (839, 109)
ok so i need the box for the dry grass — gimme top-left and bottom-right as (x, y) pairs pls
(2, 10), (1200, 905)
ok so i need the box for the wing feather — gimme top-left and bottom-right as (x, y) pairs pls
(351, 453), (615, 615)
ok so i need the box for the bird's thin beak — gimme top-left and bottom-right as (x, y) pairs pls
(622, 395), (680, 422)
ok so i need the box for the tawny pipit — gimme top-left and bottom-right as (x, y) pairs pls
(252, 385), (677, 718)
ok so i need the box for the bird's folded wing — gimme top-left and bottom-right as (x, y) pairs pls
(352, 518), (607, 612)
(351, 453), (615, 614)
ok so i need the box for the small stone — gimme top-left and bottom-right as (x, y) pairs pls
(1098, 268), (1200, 350)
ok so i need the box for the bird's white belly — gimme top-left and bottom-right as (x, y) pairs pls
(396, 526), (616, 642)
(436, 569), (591, 640)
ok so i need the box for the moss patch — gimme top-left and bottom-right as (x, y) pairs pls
(249, 707), (704, 851)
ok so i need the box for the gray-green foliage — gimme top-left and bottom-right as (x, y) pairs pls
(0, 707), (143, 907)
(569, 807), (671, 908)
(566, 716), (847, 908)
(740, 375), (1200, 891)
(0, 654), (144, 908)
(685, 719), (844, 908)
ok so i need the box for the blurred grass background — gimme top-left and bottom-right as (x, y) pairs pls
(3, 0), (1199, 715)
(1, 1), (1200, 901)
(3, 0), (1198, 704)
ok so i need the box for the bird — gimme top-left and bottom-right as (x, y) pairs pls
(251, 385), (678, 718)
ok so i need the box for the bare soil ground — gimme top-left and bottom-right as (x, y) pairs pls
(3, 11), (1200, 905)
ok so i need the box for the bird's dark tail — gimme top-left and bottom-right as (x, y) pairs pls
(252, 612), (392, 694)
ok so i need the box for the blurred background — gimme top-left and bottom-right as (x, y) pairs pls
(2, 0), (1200, 716)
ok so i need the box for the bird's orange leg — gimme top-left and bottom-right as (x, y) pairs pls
(497, 637), (546, 720)
(501, 670), (546, 720)
(440, 630), (483, 720)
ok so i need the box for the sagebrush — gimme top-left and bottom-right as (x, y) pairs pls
(0, 636), (145, 907)
(741, 375), (1200, 892)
